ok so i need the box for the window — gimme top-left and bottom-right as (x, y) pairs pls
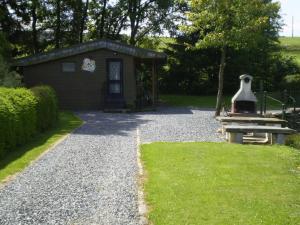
(109, 61), (121, 80)
(62, 62), (76, 72)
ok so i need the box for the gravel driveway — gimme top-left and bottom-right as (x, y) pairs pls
(0, 107), (221, 225)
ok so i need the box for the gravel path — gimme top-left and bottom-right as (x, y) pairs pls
(0, 107), (221, 225)
(138, 107), (222, 143)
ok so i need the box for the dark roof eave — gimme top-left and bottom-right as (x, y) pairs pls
(14, 39), (167, 67)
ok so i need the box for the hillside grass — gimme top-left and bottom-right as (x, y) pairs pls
(141, 142), (300, 225)
(280, 37), (300, 65)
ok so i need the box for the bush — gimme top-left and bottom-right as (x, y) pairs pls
(0, 88), (37, 146)
(0, 94), (17, 156)
(0, 56), (22, 87)
(0, 86), (58, 157)
(286, 134), (300, 150)
(31, 86), (58, 132)
(0, 88), (37, 156)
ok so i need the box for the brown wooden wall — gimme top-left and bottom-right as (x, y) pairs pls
(22, 49), (136, 110)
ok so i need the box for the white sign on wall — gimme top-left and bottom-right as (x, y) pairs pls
(82, 58), (96, 72)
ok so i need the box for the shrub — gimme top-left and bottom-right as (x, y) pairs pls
(1, 88), (37, 144)
(0, 88), (37, 156)
(0, 86), (58, 157)
(0, 93), (17, 156)
(286, 134), (300, 150)
(0, 56), (22, 87)
(31, 86), (58, 132)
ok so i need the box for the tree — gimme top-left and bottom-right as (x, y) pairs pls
(64, 0), (89, 44)
(89, 0), (109, 39)
(127, 0), (175, 45)
(0, 56), (22, 87)
(182, 0), (281, 116)
(0, 33), (21, 87)
(28, 0), (49, 54)
(0, 32), (11, 58)
(80, 0), (89, 43)
(160, 34), (220, 95)
(55, 0), (62, 48)
(0, 0), (31, 56)
(88, 0), (128, 40)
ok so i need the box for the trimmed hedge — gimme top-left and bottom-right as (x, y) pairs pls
(31, 86), (58, 132)
(0, 86), (58, 157)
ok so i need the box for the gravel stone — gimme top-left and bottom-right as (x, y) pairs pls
(138, 107), (222, 143)
(0, 107), (222, 225)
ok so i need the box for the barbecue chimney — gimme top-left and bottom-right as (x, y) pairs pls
(231, 74), (257, 114)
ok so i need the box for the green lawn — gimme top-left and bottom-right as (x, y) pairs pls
(160, 95), (231, 108)
(0, 112), (83, 183)
(161, 94), (283, 110)
(280, 37), (300, 65)
(141, 142), (300, 225)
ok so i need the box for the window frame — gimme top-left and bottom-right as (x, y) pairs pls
(61, 62), (76, 73)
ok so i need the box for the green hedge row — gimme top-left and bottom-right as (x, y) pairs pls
(31, 86), (58, 132)
(0, 86), (58, 157)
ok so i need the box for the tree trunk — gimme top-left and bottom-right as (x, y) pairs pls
(31, 0), (38, 54)
(99, 0), (107, 38)
(55, 0), (61, 49)
(215, 47), (226, 117)
(79, 0), (89, 43)
(129, 0), (139, 45)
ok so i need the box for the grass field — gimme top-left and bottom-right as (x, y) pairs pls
(0, 112), (83, 183)
(160, 94), (284, 110)
(160, 95), (231, 108)
(280, 37), (300, 65)
(142, 142), (300, 225)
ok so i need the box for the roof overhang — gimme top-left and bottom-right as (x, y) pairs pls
(14, 39), (167, 67)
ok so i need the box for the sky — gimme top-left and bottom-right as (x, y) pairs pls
(278, 0), (300, 37)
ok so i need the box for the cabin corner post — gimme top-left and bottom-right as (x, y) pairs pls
(152, 59), (158, 106)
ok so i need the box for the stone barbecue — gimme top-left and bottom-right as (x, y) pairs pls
(231, 74), (257, 115)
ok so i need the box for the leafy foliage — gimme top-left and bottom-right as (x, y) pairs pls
(180, 0), (282, 116)
(182, 0), (281, 51)
(0, 0), (180, 57)
(0, 32), (11, 58)
(0, 88), (37, 157)
(0, 56), (22, 88)
(0, 86), (58, 157)
(282, 74), (300, 90)
(31, 86), (59, 132)
(160, 36), (220, 95)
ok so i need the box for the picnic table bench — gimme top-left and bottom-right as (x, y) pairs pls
(224, 125), (296, 144)
(216, 116), (287, 126)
